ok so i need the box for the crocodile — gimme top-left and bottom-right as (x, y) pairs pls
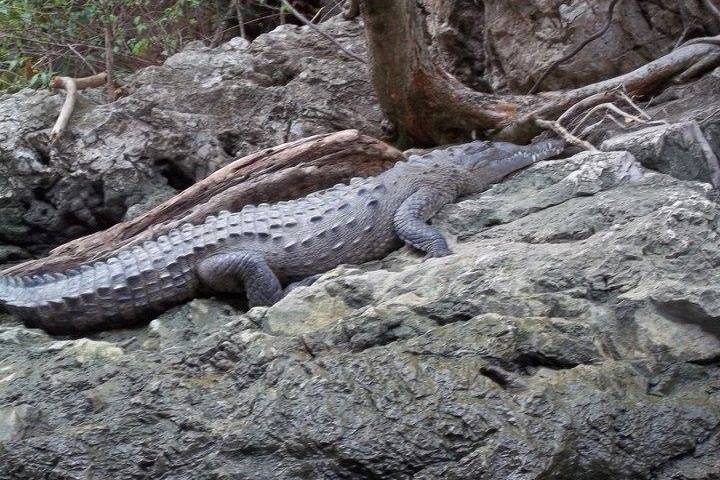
(0, 139), (565, 334)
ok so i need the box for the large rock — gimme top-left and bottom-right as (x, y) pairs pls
(0, 18), (381, 254)
(483, 0), (717, 92)
(601, 121), (720, 187)
(1, 149), (719, 479)
(582, 67), (720, 183)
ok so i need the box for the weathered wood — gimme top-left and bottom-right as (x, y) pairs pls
(3, 130), (403, 276)
(48, 72), (108, 143)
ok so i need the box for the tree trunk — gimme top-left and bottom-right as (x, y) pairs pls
(360, 0), (720, 146)
(359, 0), (521, 147)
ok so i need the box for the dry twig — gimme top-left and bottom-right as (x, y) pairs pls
(570, 103), (655, 135)
(535, 118), (598, 151)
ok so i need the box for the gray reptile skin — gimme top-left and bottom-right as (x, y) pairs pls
(0, 139), (564, 334)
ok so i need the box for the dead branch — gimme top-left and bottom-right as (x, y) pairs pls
(280, 0), (366, 63)
(2, 130), (403, 277)
(570, 103), (655, 135)
(535, 118), (598, 151)
(528, 0), (623, 94)
(48, 72), (107, 143)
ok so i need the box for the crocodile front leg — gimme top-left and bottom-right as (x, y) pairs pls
(197, 251), (283, 307)
(393, 188), (454, 258)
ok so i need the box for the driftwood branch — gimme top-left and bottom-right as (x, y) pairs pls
(48, 72), (107, 143)
(2, 130), (403, 277)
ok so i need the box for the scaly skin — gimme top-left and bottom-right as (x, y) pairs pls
(0, 139), (565, 334)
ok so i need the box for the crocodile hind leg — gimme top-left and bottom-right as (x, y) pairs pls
(197, 251), (283, 307)
(393, 188), (454, 258)
(283, 274), (322, 296)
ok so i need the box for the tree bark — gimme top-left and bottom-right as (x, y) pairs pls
(359, 0), (520, 147)
(2, 130), (403, 277)
(359, 0), (720, 146)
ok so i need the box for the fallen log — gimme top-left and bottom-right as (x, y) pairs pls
(2, 130), (403, 276)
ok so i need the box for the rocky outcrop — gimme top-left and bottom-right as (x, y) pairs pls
(1, 148), (718, 479)
(601, 121), (720, 186)
(483, 0), (718, 92)
(2, 8), (720, 477)
(0, 18), (380, 256)
(3, 3), (719, 258)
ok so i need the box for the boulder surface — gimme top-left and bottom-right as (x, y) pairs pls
(1, 149), (719, 479)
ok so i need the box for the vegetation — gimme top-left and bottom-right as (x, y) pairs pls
(0, 0), (328, 92)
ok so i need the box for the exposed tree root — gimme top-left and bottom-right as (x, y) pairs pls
(535, 119), (598, 152)
(500, 36), (720, 142)
(360, 0), (720, 146)
(702, 0), (720, 24)
(571, 103), (657, 135)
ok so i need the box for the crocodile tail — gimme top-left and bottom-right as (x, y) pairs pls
(0, 275), (9, 311)
(0, 270), (97, 332)
(0, 274), (30, 313)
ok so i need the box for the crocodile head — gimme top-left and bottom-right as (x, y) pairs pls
(455, 139), (566, 194)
